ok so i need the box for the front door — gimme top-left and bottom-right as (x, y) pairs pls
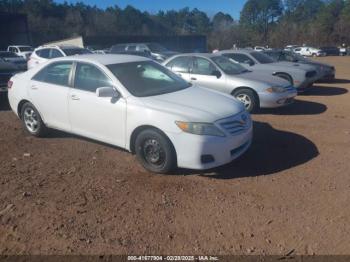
(68, 62), (126, 147)
(189, 57), (227, 93)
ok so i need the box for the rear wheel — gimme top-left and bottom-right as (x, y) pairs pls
(233, 89), (258, 113)
(20, 102), (48, 137)
(135, 129), (177, 174)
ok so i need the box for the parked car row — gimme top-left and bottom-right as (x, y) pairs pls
(2, 42), (337, 174)
(285, 45), (349, 56)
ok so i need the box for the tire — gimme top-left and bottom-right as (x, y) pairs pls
(233, 89), (258, 113)
(275, 73), (293, 85)
(20, 102), (48, 137)
(135, 129), (177, 174)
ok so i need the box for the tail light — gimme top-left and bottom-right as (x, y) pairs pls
(8, 80), (13, 89)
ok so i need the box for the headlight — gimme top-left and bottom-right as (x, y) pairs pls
(175, 121), (225, 137)
(266, 86), (286, 93)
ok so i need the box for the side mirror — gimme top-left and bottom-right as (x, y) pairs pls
(212, 70), (222, 78)
(96, 86), (119, 98)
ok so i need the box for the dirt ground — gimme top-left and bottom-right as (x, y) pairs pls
(0, 56), (349, 256)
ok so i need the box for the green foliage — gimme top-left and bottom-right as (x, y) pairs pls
(0, 0), (349, 49)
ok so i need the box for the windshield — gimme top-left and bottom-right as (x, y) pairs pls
(18, 46), (33, 52)
(147, 43), (168, 52)
(286, 51), (308, 62)
(62, 48), (92, 56)
(211, 56), (248, 75)
(264, 51), (279, 61)
(250, 52), (275, 64)
(107, 61), (191, 97)
(0, 52), (20, 58)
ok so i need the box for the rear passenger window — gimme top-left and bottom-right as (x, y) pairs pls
(127, 45), (137, 51)
(32, 62), (72, 86)
(166, 57), (191, 73)
(74, 63), (113, 92)
(50, 49), (63, 58)
(36, 49), (50, 58)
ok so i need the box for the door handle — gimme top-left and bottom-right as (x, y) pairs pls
(191, 77), (197, 81)
(30, 85), (38, 90)
(71, 94), (80, 100)
(177, 73), (182, 77)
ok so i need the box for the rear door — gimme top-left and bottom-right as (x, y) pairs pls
(68, 62), (126, 147)
(164, 56), (192, 82)
(29, 61), (73, 131)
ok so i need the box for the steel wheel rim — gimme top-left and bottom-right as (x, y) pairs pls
(23, 107), (39, 133)
(236, 94), (252, 109)
(142, 139), (165, 166)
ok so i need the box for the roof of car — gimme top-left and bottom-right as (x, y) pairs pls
(53, 54), (149, 65)
(218, 49), (254, 54)
(171, 53), (219, 58)
(37, 44), (84, 50)
(112, 42), (156, 46)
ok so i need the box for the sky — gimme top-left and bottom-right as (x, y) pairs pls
(56, 0), (247, 19)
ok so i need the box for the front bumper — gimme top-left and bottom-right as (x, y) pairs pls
(167, 121), (253, 170)
(258, 88), (297, 108)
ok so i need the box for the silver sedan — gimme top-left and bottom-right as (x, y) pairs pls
(217, 49), (319, 92)
(163, 53), (297, 112)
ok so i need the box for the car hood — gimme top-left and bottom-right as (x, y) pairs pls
(230, 71), (290, 87)
(297, 60), (333, 69)
(273, 61), (316, 71)
(141, 86), (245, 122)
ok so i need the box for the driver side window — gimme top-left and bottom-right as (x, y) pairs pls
(192, 57), (217, 75)
(74, 63), (113, 93)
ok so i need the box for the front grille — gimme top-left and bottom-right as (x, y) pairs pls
(219, 113), (250, 136)
(306, 71), (317, 78)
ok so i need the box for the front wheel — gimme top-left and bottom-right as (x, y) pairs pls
(135, 129), (177, 174)
(20, 102), (48, 137)
(275, 73), (293, 85)
(233, 89), (258, 113)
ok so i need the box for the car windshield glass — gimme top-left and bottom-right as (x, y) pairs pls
(62, 48), (92, 56)
(287, 51), (307, 62)
(211, 56), (248, 74)
(18, 46), (33, 52)
(0, 52), (19, 58)
(250, 52), (275, 64)
(264, 51), (279, 61)
(107, 61), (191, 97)
(147, 43), (168, 52)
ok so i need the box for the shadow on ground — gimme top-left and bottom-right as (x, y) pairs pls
(258, 99), (327, 115)
(300, 85), (348, 96)
(329, 79), (350, 84)
(0, 95), (10, 111)
(178, 121), (319, 179)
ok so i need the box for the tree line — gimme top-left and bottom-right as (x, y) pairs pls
(1, 0), (350, 49)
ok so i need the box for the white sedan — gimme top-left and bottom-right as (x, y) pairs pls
(8, 55), (253, 173)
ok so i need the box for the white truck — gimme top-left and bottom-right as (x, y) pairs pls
(293, 46), (326, 57)
(7, 45), (33, 60)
